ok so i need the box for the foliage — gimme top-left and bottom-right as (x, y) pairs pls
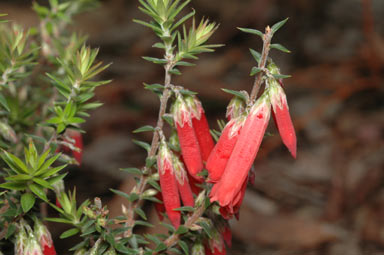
(0, 0), (294, 254)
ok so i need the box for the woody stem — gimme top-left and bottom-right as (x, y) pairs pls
(123, 51), (174, 238)
(250, 26), (273, 103)
(152, 199), (206, 254)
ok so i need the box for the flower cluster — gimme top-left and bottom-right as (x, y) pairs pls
(156, 59), (296, 253)
(208, 62), (296, 219)
(15, 220), (56, 255)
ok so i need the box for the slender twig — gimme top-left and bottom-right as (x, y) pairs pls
(152, 201), (206, 254)
(123, 50), (175, 238)
(249, 26), (273, 103)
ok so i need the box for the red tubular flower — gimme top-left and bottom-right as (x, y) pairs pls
(186, 96), (215, 162)
(222, 225), (232, 248)
(173, 96), (203, 180)
(154, 191), (165, 221)
(210, 96), (271, 208)
(57, 130), (83, 165)
(173, 155), (195, 207)
(205, 245), (226, 255)
(34, 219), (56, 255)
(157, 141), (181, 228)
(187, 170), (202, 195)
(205, 227), (227, 255)
(269, 80), (297, 158)
(206, 115), (245, 183)
(219, 176), (247, 220)
(70, 130), (83, 165)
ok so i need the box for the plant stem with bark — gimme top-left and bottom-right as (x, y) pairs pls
(250, 26), (273, 103)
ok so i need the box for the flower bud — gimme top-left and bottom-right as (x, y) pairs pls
(142, 188), (158, 197)
(226, 96), (246, 120)
(157, 140), (181, 228)
(89, 239), (101, 255)
(105, 247), (117, 255)
(185, 95), (215, 162)
(15, 225), (27, 255)
(25, 231), (43, 255)
(173, 95), (203, 180)
(192, 242), (205, 255)
(205, 227), (226, 255)
(194, 190), (206, 208)
(83, 206), (96, 219)
(34, 219), (56, 255)
(97, 218), (107, 228)
(269, 78), (296, 158)
(173, 155), (194, 207)
(74, 248), (87, 255)
(0, 121), (17, 143)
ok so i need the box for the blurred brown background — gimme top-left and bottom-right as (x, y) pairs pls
(3, 0), (384, 254)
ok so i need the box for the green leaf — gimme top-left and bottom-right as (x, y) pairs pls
(46, 173), (67, 185)
(142, 195), (161, 203)
(0, 182), (26, 190)
(171, 9), (195, 32)
(179, 89), (197, 96)
(21, 193), (36, 213)
(3, 151), (29, 174)
(221, 89), (247, 101)
(173, 206), (194, 212)
(175, 61), (195, 67)
(162, 115), (174, 126)
(32, 177), (53, 190)
(152, 42), (165, 49)
(249, 48), (261, 64)
(5, 174), (32, 182)
(0, 94), (10, 111)
(134, 220), (154, 228)
(237, 27), (264, 38)
(132, 139), (151, 153)
(147, 179), (161, 191)
(270, 43), (290, 53)
(35, 153), (60, 175)
(142, 56), (168, 64)
(199, 221), (212, 238)
(133, 125), (155, 133)
(155, 242), (167, 252)
(110, 189), (130, 200)
(134, 208), (147, 220)
(128, 193), (140, 202)
(144, 83), (165, 90)
(29, 183), (48, 202)
(178, 240), (189, 255)
(40, 164), (67, 179)
(5, 223), (16, 239)
(169, 68), (181, 75)
(45, 217), (73, 224)
(60, 228), (79, 239)
(160, 222), (175, 232)
(133, 19), (163, 34)
(145, 157), (157, 168)
(175, 225), (188, 235)
(120, 167), (142, 175)
(272, 73), (291, 79)
(271, 18), (289, 34)
(37, 149), (50, 170)
(250, 67), (263, 76)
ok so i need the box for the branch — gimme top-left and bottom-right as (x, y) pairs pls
(123, 53), (174, 238)
(249, 26), (273, 103)
(153, 200), (206, 254)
